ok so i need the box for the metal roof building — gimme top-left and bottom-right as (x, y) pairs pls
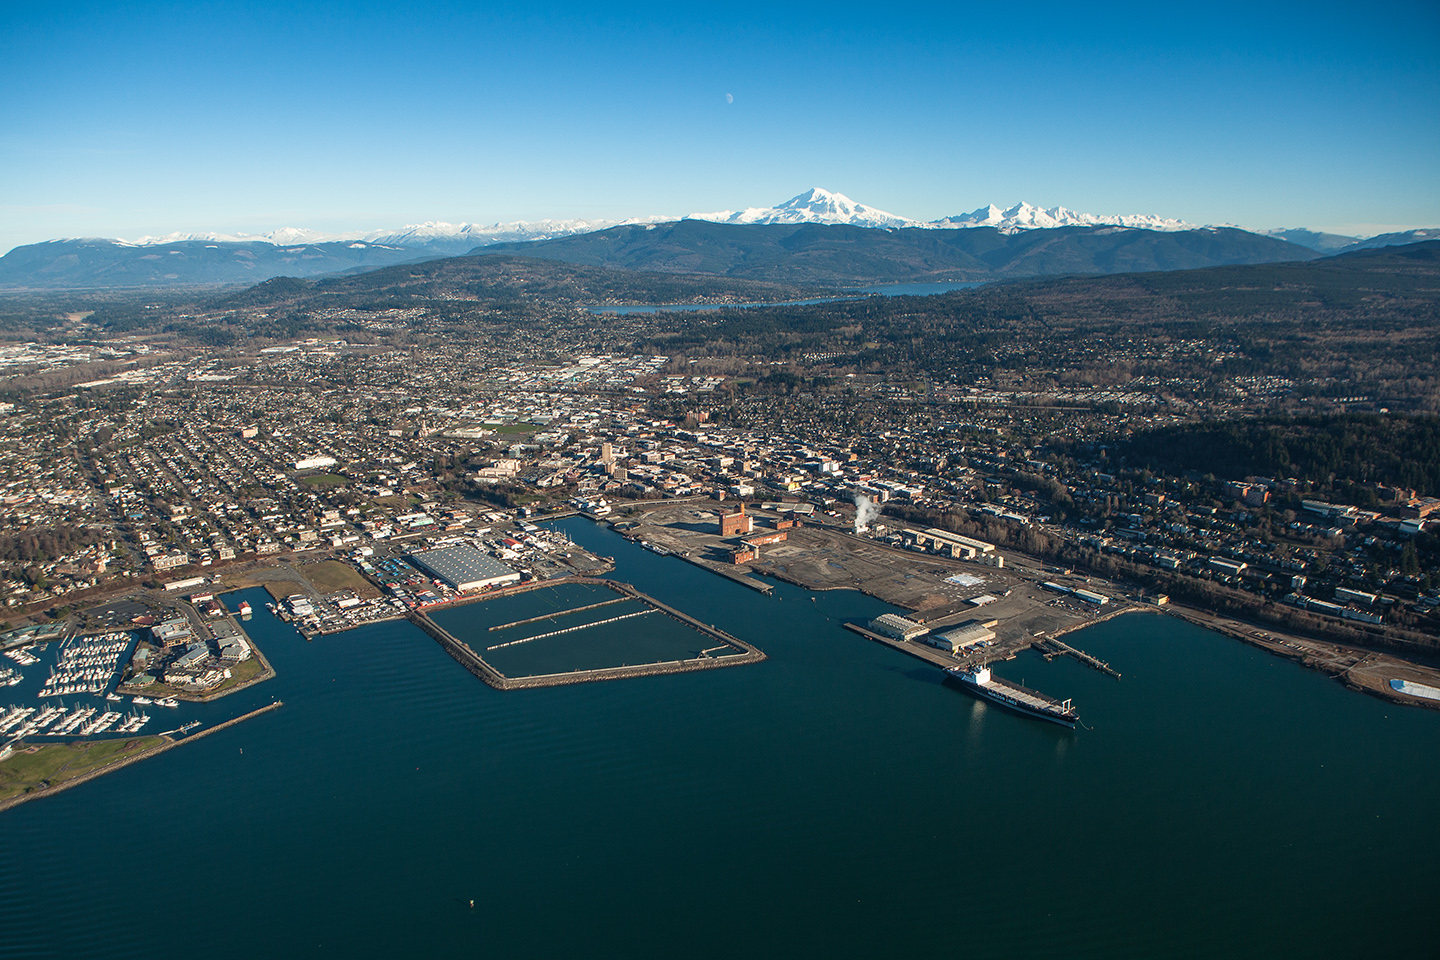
(930, 621), (996, 652)
(868, 613), (929, 641)
(409, 543), (521, 592)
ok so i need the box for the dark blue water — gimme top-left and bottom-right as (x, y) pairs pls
(857, 280), (985, 296)
(0, 518), (1434, 958)
(589, 296), (863, 315)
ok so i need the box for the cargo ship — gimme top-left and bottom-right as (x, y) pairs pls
(945, 664), (1078, 728)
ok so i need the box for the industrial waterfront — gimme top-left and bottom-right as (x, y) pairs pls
(0, 517), (1435, 959)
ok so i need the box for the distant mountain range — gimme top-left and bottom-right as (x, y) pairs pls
(184, 240), (1440, 341)
(470, 220), (1321, 285)
(686, 188), (1194, 233)
(1, 188), (1433, 290)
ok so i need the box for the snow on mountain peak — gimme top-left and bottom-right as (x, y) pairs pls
(123, 215), (676, 249)
(934, 201), (1193, 233)
(109, 189), (1198, 251)
(688, 189), (1194, 233)
(689, 188), (917, 229)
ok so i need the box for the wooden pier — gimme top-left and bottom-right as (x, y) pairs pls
(1032, 637), (1121, 678)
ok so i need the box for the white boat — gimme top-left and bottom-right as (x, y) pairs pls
(156, 697), (180, 708)
(132, 696), (153, 705)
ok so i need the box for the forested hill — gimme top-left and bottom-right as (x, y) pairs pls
(960, 239), (1440, 322)
(1114, 414), (1440, 498)
(630, 242), (1440, 409)
(472, 219), (1320, 285)
(204, 254), (827, 313)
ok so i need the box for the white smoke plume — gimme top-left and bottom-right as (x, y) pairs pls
(854, 494), (880, 533)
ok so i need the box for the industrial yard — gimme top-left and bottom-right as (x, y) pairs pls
(609, 500), (1140, 666)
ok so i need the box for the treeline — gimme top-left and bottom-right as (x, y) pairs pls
(0, 525), (105, 564)
(1116, 414), (1440, 494)
(636, 244), (1440, 407)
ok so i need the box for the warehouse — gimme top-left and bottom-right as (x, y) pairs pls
(409, 543), (521, 592)
(868, 613), (929, 641)
(927, 620), (996, 653)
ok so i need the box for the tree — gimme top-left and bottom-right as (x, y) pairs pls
(1400, 541), (1421, 576)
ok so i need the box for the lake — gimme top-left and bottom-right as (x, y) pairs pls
(587, 281), (985, 314)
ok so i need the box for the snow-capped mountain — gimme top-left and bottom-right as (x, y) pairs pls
(126, 216), (674, 250)
(369, 216), (672, 248)
(686, 189), (1194, 233)
(689, 187), (915, 229)
(933, 201), (1194, 232)
(109, 189), (1202, 251)
(1338, 228), (1440, 252)
(66, 190), (1440, 257)
(124, 227), (347, 246)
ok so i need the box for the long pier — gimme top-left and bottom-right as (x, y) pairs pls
(1032, 636), (1121, 678)
(662, 548), (774, 594)
(843, 621), (1019, 671)
(488, 596), (630, 632)
(486, 609), (654, 650)
(411, 578), (766, 691)
(843, 622), (962, 669)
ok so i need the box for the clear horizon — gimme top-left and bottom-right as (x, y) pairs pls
(2, 1), (1437, 254)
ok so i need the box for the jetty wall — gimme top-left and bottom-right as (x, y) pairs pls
(0, 701), (284, 814)
(411, 579), (764, 691)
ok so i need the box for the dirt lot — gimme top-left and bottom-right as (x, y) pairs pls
(301, 559), (381, 598)
(624, 502), (1120, 656)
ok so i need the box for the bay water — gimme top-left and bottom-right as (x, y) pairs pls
(0, 517), (1434, 958)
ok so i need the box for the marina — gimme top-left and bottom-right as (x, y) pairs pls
(0, 702), (153, 740)
(37, 632), (134, 699)
(419, 577), (766, 690)
(3, 647), (41, 666)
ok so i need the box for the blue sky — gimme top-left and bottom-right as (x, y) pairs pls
(1, 0), (1437, 251)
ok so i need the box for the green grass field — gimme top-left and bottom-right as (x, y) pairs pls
(482, 422), (541, 435)
(299, 473), (347, 487)
(0, 737), (165, 804)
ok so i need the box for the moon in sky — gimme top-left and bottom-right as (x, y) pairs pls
(725, 93), (734, 104)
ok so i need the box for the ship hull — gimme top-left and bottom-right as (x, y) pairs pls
(946, 671), (1078, 728)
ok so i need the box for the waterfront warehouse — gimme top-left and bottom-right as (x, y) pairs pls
(868, 613), (929, 641)
(409, 543), (522, 592)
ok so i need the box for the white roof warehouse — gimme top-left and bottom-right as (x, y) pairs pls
(408, 543), (521, 592)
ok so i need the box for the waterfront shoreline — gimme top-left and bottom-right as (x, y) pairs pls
(0, 700), (285, 813)
(116, 620), (277, 703)
(1160, 604), (1440, 712)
